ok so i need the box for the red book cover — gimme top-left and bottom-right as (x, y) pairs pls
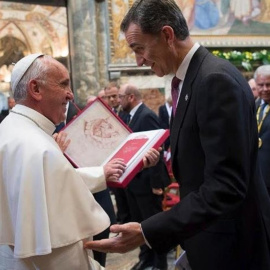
(106, 129), (170, 188)
(109, 137), (149, 164)
(62, 98), (170, 188)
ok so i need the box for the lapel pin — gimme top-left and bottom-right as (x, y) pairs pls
(185, 94), (188, 101)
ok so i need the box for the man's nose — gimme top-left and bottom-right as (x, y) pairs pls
(67, 89), (74, 100)
(262, 84), (270, 91)
(136, 55), (145, 67)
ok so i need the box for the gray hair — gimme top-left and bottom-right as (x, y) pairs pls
(120, 0), (189, 40)
(254, 65), (270, 80)
(14, 55), (53, 102)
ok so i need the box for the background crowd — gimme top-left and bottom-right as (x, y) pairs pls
(1, 1), (270, 270)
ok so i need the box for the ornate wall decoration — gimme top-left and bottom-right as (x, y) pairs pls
(0, 2), (68, 94)
(108, 0), (135, 64)
(175, 0), (270, 47)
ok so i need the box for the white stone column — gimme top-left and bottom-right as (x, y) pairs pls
(67, 0), (108, 107)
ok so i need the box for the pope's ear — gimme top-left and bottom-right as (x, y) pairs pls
(28, 79), (42, 101)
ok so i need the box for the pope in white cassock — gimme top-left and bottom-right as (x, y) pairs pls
(0, 54), (144, 269)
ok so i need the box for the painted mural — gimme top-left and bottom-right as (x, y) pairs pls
(176, 0), (270, 35)
(0, 2), (68, 92)
(109, 0), (270, 64)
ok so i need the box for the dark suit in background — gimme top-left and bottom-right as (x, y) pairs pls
(0, 97), (16, 123)
(119, 84), (171, 270)
(254, 65), (270, 197)
(257, 100), (270, 196)
(54, 101), (79, 133)
(111, 108), (131, 224)
(66, 101), (80, 123)
(158, 99), (172, 151)
(0, 112), (5, 123)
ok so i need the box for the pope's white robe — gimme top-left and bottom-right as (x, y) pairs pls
(0, 105), (110, 269)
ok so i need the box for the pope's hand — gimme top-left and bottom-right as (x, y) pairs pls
(53, 131), (70, 153)
(104, 158), (126, 182)
(84, 222), (145, 253)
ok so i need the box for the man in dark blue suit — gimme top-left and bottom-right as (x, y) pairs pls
(119, 84), (170, 270)
(254, 65), (270, 197)
(85, 1), (270, 269)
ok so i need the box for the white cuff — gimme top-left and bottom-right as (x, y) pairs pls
(140, 224), (152, 249)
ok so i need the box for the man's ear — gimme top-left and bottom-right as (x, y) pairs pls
(161, 26), (174, 47)
(28, 79), (42, 101)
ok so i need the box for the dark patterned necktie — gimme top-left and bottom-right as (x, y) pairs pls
(126, 114), (131, 125)
(258, 102), (268, 123)
(171, 76), (181, 116)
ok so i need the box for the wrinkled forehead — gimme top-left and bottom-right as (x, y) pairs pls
(125, 23), (145, 45)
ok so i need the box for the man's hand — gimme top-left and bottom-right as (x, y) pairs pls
(143, 147), (161, 169)
(104, 158), (126, 182)
(83, 222), (145, 253)
(152, 188), (163, 195)
(53, 131), (70, 153)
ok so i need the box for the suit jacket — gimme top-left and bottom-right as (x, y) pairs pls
(256, 98), (270, 189)
(127, 103), (170, 195)
(54, 102), (80, 133)
(0, 113), (5, 123)
(0, 109), (9, 123)
(158, 104), (170, 150)
(66, 101), (80, 123)
(158, 104), (170, 129)
(141, 46), (270, 269)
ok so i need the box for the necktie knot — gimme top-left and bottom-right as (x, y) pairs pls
(171, 76), (181, 116)
(172, 76), (181, 89)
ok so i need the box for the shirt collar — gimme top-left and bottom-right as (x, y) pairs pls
(165, 102), (172, 114)
(261, 99), (268, 105)
(130, 102), (143, 118)
(12, 104), (56, 135)
(175, 42), (200, 81)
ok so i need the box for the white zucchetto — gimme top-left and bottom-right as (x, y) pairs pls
(11, 53), (44, 93)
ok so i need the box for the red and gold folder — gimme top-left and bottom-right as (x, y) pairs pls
(63, 98), (169, 188)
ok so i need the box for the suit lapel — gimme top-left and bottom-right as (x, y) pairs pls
(129, 103), (144, 130)
(255, 98), (262, 111)
(170, 46), (209, 160)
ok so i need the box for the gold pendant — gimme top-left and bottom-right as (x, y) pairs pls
(258, 138), (262, 148)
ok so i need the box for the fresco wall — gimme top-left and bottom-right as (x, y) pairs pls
(0, 2), (68, 94)
(2, 1), (269, 112)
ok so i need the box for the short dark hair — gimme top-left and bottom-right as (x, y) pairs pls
(120, 0), (189, 40)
